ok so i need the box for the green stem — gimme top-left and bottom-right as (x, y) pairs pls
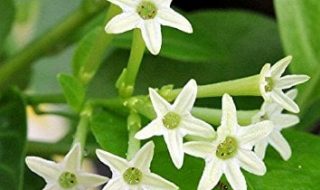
(25, 94), (66, 104)
(118, 29), (145, 97)
(167, 75), (261, 101)
(126, 112), (141, 160)
(0, 2), (106, 91)
(73, 105), (92, 150)
(78, 4), (120, 85)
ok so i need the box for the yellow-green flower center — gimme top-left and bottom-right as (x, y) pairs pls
(123, 167), (143, 185)
(137, 1), (158, 20)
(265, 77), (274, 92)
(162, 112), (181, 129)
(59, 172), (77, 189)
(216, 136), (238, 160)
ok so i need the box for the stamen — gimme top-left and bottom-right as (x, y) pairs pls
(123, 167), (143, 185)
(216, 136), (238, 160)
(59, 172), (77, 188)
(137, 1), (158, 20)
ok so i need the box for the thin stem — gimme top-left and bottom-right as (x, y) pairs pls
(126, 112), (141, 160)
(118, 29), (145, 97)
(0, 1), (107, 91)
(25, 94), (66, 104)
(167, 75), (261, 101)
(73, 104), (92, 150)
(31, 105), (78, 120)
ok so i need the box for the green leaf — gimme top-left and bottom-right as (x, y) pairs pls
(0, 0), (15, 52)
(58, 74), (85, 112)
(275, 0), (320, 129)
(0, 89), (27, 190)
(90, 110), (128, 157)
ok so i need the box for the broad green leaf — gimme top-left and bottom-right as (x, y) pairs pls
(91, 110), (128, 157)
(0, 0), (15, 51)
(58, 74), (85, 112)
(275, 0), (320, 129)
(0, 89), (27, 190)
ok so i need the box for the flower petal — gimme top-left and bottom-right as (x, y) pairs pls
(238, 120), (273, 146)
(272, 114), (299, 129)
(105, 13), (141, 34)
(164, 131), (184, 169)
(96, 149), (129, 175)
(142, 173), (178, 190)
(276, 75), (310, 89)
(63, 143), (81, 172)
(220, 94), (238, 133)
(25, 157), (60, 182)
(107, 0), (136, 11)
(154, 0), (172, 8)
(237, 149), (266, 175)
(157, 8), (193, 33)
(140, 20), (162, 55)
(180, 115), (215, 139)
(135, 119), (163, 140)
(269, 131), (292, 160)
(197, 158), (223, 190)
(131, 141), (155, 171)
(270, 56), (292, 78)
(271, 89), (299, 113)
(286, 88), (298, 100)
(102, 178), (128, 190)
(224, 160), (247, 190)
(172, 79), (197, 113)
(43, 184), (57, 190)
(78, 173), (108, 188)
(183, 141), (214, 159)
(254, 139), (268, 160)
(149, 88), (171, 116)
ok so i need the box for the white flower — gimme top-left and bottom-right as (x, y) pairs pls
(259, 56), (310, 113)
(96, 141), (178, 190)
(105, 0), (193, 55)
(252, 89), (299, 160)
(25, 143), (108, 190)
(135, 79), (215, 169)
(184, 94), (273, 190)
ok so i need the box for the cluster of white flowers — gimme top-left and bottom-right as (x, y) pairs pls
(25, 0), (311, 190)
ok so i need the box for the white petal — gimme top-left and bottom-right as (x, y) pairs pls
(107, 0), (137, 10)
(157, 8), (193, 33)
(105, 13), (141, 34)
(238, 121), (273, 146)
(259, 64), (271, 100)
(102, 178), (127, 190)
(172, 79), (197, 113)
(183, 141), (214, 159)
(254, 140), (268, 160)
(198, 158), (223, 190)
(96, 149), (129, 175)
(276, 75), (310, 89)
(140, 20), (162, 55)
(271, 89), (299, 113)
(180, 115), (215, 139)
(154, 0), (172, 8)
(142, 173), (178, 190)
(237, 149), (266, 175)
(25, 157), (60, 182)
(286, 89), (298, 100)
(135, 119), (163, 140)
(270, 56), (292, 78)
(221, 94), (238, 133)
(269, 131), (292, 160)
(63, 143), (81, 172)
(131, 141), (155, 171)
(164, 131), (184, 169)
(43, 184), (57, 190)
(78, 173), (108, 188)
(224, 160), (247, 190)
(149, 88), (171, 116)
(272, 114), (299, 129)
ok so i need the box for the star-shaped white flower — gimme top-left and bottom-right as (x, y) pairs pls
(184, 94), (273, 190)
(252, 89), (299, 160)
(259, 56), (310, 113)
(96, 141), (178, 190)
(135, 79), (215, 169)
(105, 0), (193, 55)
(25, 143), (108, 190)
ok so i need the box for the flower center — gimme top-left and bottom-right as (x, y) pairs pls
(123, 167), (143, 185)
(137, 1), (158, 20)
(58, 172), (77, 189)
(162, 112), (181, 129)
(216, 136), (238, 160)
(265, 77), (274, 92)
